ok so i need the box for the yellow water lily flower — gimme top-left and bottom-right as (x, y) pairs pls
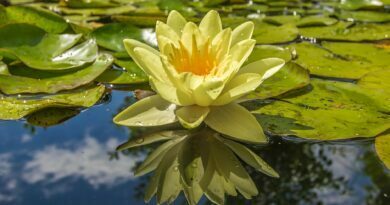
(114, 10), (285, 143)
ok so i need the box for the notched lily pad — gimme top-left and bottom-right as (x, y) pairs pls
(0, 85), (105, 120)
(251, 79), (390, 140)
(0, 5), (68, 33)
(0, 53), (113, 94)
(0, 25), (98, 70)
(299, 22), (390, 41)
(246, 62), (310, 100)
(288, 42), (381, 79)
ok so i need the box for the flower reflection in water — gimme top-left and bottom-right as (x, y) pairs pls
(117, 127), (278, 205)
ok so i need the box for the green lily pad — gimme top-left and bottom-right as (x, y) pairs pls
(0, 5), (68, 33)
(0, 53), (113, 94)
(0, 23), (46, 48)
(57, 5), (136, 16)
(245, 62), (310, 100)
(296, 15), (338, 27)
(251, 79), (390, 140)
(322, 41), (390, 70)
(339, 0), (384, 10)
(375, 133), (390, 169)
(246, 45), (292, 64)
(288, 42), (380, 79)
(358, 69), (390, 110)
(263, 15), (301, 25)
(0, 85), (105, 120)
(26, 107), (80, 127)
(112, 15), (167, 27)
(0, 24), (98, 70)
(92, 23), (144, 52)
(336, 11), (390, 23)
(96, 59), (147, 84)
(60, 0), (118, 8)
(0, 57), (9, 75)
(253, 22), (299, 44)
(299, 22), (390, 41)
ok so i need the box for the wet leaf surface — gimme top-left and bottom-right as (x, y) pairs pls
(0, 85), (105, 120)
(375, 133), (390, 169)
(0, 53), (113, 94)
(251, 79), (390, 140)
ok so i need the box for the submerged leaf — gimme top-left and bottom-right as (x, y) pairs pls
(26, 107), (80, 127)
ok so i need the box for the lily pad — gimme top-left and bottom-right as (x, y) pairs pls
(339, 0), (384, 10)
(246, 45), (292, 64)
(296, 15), (338, 27)
(26, 107), (80, 127)
(57, 5), (136, 16)
(0, 53), (113, 94)
(375, 133), (390, 169)
(336, 11), (390, 23)
(288, 42), (380, 79)
(322, 41), (390, 70)
(0, 57), (9, 75)
(245, 62), (310, 100)
(112, 15), (167, 27)
(0, 5), (68, 33)
(358, 69), (390, 110)
(91, 23), (144, 52)
(251, 79), (390, 140)
(0, 85), (105, 120)
(96, 59), (148, 84)
(253, 22), (299, 44)
(263, 15), (301, 25)
(299, 22), (390, 41)
(0, 26), (98, 70)
(0, 23), (46, 48)
(60, 0), (118, 8)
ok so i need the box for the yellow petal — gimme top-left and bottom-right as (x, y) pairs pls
(113, 95), (177, 127)
(175, 105), (210, 129)
(123, 39), (160, 75)
(230, 39), (256, 70)
(205, 103), (267, 143)
(211, 28), (232, 63)
(231, 21), (254, 46)
(156, 21), (180, 48)
(167, 10), (187, 35)
(193, 78), (225, 106)
(180, 22), (206, 53)
(150, 78), (194, 106)
(133, 47), (168, 82)
(199, 10), (222, 39)
(212, 73), (262, 106)
(238, 58), (285, 81)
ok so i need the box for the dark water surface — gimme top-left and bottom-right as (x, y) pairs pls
(0, 90), (388, 205)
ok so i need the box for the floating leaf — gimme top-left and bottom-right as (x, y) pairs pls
(0, 53), (113, 94)
(339, 0), (384, 10)
(0, 27), (98, 70)
(0, 85), (105, 120)
(92, 23), (144, 52)
(26, 107), (80, 127)
(60, 0), (118, 8)
(336, 11), (390, 23)
(253, 22), (299, 44)
(246, 62), (310, 99)
(289, 42), (380, 79)
(300, 22), (390, 41)
(57, 5), (136, 16)
(246, 45), (292, 64)
(0, 57), (9, 75)
(375, 133), (390, 169)
(0, 6), (68, 33)
(112, 15), (167, 27)
(358, 68), (390, 110)
(251, 79), (390, 140)
(263, 15), (301, 25)
(0, 23), (46, 48)
(296, 15), (338, 27)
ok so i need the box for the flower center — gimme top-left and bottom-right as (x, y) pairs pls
(168, 35), (217, 76)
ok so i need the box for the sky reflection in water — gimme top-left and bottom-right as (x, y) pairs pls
(0, 91), (388, 205)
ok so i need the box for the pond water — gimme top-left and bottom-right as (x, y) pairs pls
(0, 91), (389, 205)
(1, 0), (390, 204)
